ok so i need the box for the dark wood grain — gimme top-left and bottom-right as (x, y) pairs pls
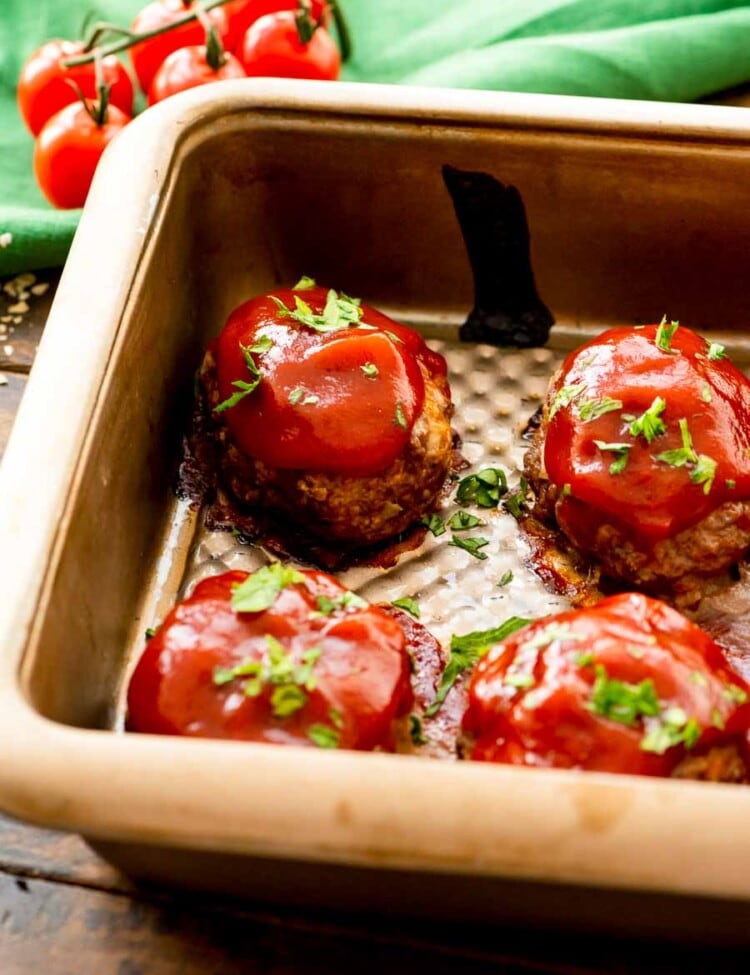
(0, 870), (509, 975)
(0, 816), (128, 894)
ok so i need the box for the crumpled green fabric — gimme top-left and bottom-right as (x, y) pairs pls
(3, 0), (750, 275)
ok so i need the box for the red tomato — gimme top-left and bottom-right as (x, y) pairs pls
(543, 324), (750, 546)
(213, 284), (447, 476)
(464, 592), (750, 777)
(148, 45), (246, 104)
(129, 0), (231, 94)
(17, 39), (134, 136)
(223, 0), (329, 52)
(239, 10), (340, 80)
(33, 102), (130, 209)
(127, 568), (414, 750)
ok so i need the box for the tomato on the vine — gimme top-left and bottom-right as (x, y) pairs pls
(239, 9), (340, 80)
(17, 39), (134, 136)
(129, 0), (231, 94)
(33, 101), (130, 209)
(222, 0), (329, 52)
(148, 30), (246, 105)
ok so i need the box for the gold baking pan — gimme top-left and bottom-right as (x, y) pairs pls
(3, 80), (750, 940)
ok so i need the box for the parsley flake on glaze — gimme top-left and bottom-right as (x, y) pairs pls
(655, 317), (680, 353)
(628, 396), (666, 443)
(549, 382), (586, 420)
(594, 440), (631, 475)
(231, 563), (305, 613)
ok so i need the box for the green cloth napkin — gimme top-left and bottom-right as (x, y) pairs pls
(4, 0), (750, 276)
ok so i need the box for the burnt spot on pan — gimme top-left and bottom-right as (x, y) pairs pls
(443, 165), (554, 349)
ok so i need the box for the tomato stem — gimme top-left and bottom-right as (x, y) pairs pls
(295, 1), (318, 45)
(63, 0), (234, 68)
(82, 22), (136, 53)
(328, 2), (351, 63)
(93, 47), (110, 126)
(64, 48), (112, 127)
(194, 1), (227, 70)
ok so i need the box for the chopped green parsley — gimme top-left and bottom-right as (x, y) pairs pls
(707, 341), (727, 361)
(655, 317), (680, 353)
(272, 288), (363, 333)
(653, 418), (717, 493)
(594, 440), (631, 475)
(213, 336), (272, 413)
(308, 724), (341, 748)
(549, 382), (586, 420)
(293, 275), (316, 290)
(329, 708), (344, 729)
(447, 510), (483, 531)
(497, 570), (513, 587)
(315, 591), (367, 616)
(393, 402), (407, 429)
(628, 396), (666, 443)
(212, 658), (263, 689)
(360, 362), (379, 378)
(587, 665), (660, 726)
(700, 382), (712, 404)
(503, 477), (529, 519)
(641, 708), (701, 755)
(391, 596), (420, 619)
(653, 417), (697, 468)
(212, 639), (322, 716)
(723, 684), (748, 705)
(270, 684), (308, 718)
(578, 397), (622, 422)
(505, 672), (535, 689)
(689, 453), (717, 494)
(425, 617), (532, 717)
(231, 563), (305, 613)
(519, 622), (585, 653)
(455, 467), (508, 508)
(289, 387), (304, 404)
(409, 714), (428, 746)
(420, 513), (446, 537)
(448, 535), (490, 559)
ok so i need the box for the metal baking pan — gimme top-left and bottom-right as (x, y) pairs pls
(4, 80), (750, 940)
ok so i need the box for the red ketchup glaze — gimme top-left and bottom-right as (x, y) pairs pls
(464, 593), (750, 776)
(214, 285), (447, 477)
(544, 325), (750, 542)
(127, 569), (414, 751)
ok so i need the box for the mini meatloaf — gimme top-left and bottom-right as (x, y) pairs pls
(202, 280), (454, 547)
(463, 592), (750, 780)
(525, 321), (750, 597)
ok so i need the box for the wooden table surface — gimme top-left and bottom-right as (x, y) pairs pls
(1, 268), (748, 974)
